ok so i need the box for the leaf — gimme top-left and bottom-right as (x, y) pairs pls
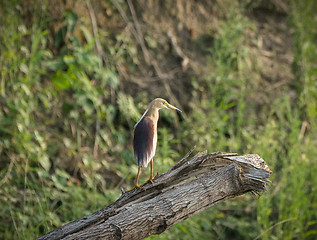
(61, 102), (74, 116)
(80, 26), (93, 43)
(64, 10), (78, 33)
(52, 71), (72, 90)
(39, 155), (51, 172)
(63, 55), (75, 65)
(19, 63), (29, 74)
(63, 138), (72, 148)
(96, 68), (119, 89)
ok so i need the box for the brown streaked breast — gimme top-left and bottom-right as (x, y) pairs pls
(133, 116), (156, 168)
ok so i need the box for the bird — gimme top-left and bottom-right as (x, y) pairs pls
(131, 98), (181, 190)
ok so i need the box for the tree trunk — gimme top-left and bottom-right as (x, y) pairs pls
(36, 147), (272, 240)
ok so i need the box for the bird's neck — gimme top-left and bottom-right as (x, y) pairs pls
(144, 107), (159, 122)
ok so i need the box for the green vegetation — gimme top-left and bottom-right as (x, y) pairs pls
(0, 0), (316, 239)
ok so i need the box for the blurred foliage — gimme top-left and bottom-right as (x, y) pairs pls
(0, 0), (316, 239)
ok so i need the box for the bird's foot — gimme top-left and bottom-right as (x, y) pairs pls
(147, 177), (154, 184)
(126, 184), (145, 192)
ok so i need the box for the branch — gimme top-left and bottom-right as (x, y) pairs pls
(36, 147), (272, 240)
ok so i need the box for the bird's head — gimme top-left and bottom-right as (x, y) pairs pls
(151, 98), (182, 112)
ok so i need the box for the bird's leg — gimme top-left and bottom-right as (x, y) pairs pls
(128, 167), (145, 191)
(148, 159), (154, 184)
(135, 167), (143, 187)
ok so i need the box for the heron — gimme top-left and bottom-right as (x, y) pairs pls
(132, 98), (181, 190)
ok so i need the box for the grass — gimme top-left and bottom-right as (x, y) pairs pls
(0, 0), (316, 239)
(253, 1), (317, 239)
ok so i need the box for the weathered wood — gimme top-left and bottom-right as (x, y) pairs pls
(36, 147), (272, 240)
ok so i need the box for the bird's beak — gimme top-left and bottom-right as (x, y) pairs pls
(167, 103), (182, 113)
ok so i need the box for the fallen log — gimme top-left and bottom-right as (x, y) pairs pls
(36, 147), (272, 240)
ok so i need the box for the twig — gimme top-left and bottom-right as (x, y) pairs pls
(10, 209), (20, 239)
(127, 0), (150, 64)
(93, 115), (100, 159)
(253, 218), (296, 240)
(86, 0), (101, 158)
(109, 0), (139, 46)
(298, 121), (308, 140)
(0, 155), (14, 188)
(111, 0), (182, 109)
(167, 30), (190, 71)
(86, 0), (113, 158)
(23, 158), (29, 217)
(170, 145), (196, 170)
(86, 0), (107, 68)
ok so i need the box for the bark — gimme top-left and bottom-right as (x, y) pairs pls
(36, 147), (272, 240)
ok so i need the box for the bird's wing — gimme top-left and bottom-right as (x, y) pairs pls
(133, 117), (156, 168)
